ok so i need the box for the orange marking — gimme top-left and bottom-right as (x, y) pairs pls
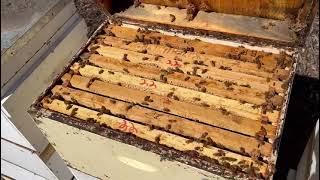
(118, 120), (128, 131)
(118, 120), (138, 133)
(139, 79), (147, 85)
(140, 79), (157, 89)
(166, 59), (182, 67)
(173, 60), (181, 67)
(128, 122), (138, 133)
(149, 81), (157, 88)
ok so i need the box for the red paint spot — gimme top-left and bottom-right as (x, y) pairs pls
(173, 60), (181, 67)
(118, 120), (138, 133)
(166, 59), (181, 67)
(128, 122), (138, 133)
(149, 81), (157, 88)
(118, 120), (128, 131)
(139, 79), (147, 85)
(140, 79), (157, 89)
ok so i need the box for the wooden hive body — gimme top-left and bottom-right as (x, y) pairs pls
(29, 1), (318, 179)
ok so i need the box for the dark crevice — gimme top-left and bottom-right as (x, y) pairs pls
(273, 75), (319, 180)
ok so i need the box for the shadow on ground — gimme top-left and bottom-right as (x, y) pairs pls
(274, 75), (319, 180)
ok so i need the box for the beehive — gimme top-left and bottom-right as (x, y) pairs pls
(29, 1), (318, 179)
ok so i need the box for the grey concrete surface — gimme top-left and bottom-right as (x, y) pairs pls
(297, 12), (319, 79)
(1, 0), (59, 53)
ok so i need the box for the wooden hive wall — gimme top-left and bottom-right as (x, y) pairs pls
(140, 0), (305, 20)
(37, 23), (295, 179)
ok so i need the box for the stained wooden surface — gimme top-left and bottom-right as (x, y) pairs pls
(42, 99), (269, 176)
(89, 54), (267, 105)
(116, 4), (297, 42)
(67, 74), (277, 139)
(108, 25), (285, 68)
(101, 36), (289, 80)
(140, 0), (305, 20)
(38, 24), (294, 179)
(52, 85), (273, 157)
(72, 61), (281, 124)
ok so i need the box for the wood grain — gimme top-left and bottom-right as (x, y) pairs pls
(52, 85), (273, 157)
(68, 74), (277, 138)
(116, 4), (297, 42)
(108, 25), (293, 71)
(95, 46), (285, 94)
(72, 63), (280, 123)
(88, 54), (266, 105)
(140, 0), (304, 20)
(42, 98), (269, 176)
(101, 35), (290, 81)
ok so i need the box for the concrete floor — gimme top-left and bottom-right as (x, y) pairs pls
(297, 12), (319, 79)
(1, 0), (59, 54)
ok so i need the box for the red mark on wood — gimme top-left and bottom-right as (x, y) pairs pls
(119, 120), (128, 131)
(140, 79), (157, 89)
(128, 122), (138, 133)
(173, 60), (181, 67)
(118, 120), (138, 133)
(140, 79), (147, 85)
(166, 59), (182, 67)
(149, 81), (157, 88)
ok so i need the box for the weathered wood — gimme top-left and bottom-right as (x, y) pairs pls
(140, 0), (305, 20)
(52, 85), (273, 157)
(88, 54), (266, 105)
(100, 35), (290, 80)
(72, 63), (280, 123)
(116, 4), (297, 42)
(68, 74), (277, 138)
(95, 46), (285, 94)
(42, 98), (269, 176)
(108, 25), (293, 70)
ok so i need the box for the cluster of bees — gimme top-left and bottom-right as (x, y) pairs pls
(41, 16), (291, 178)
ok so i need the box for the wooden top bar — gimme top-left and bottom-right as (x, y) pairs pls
(116, 4), (297, 42)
